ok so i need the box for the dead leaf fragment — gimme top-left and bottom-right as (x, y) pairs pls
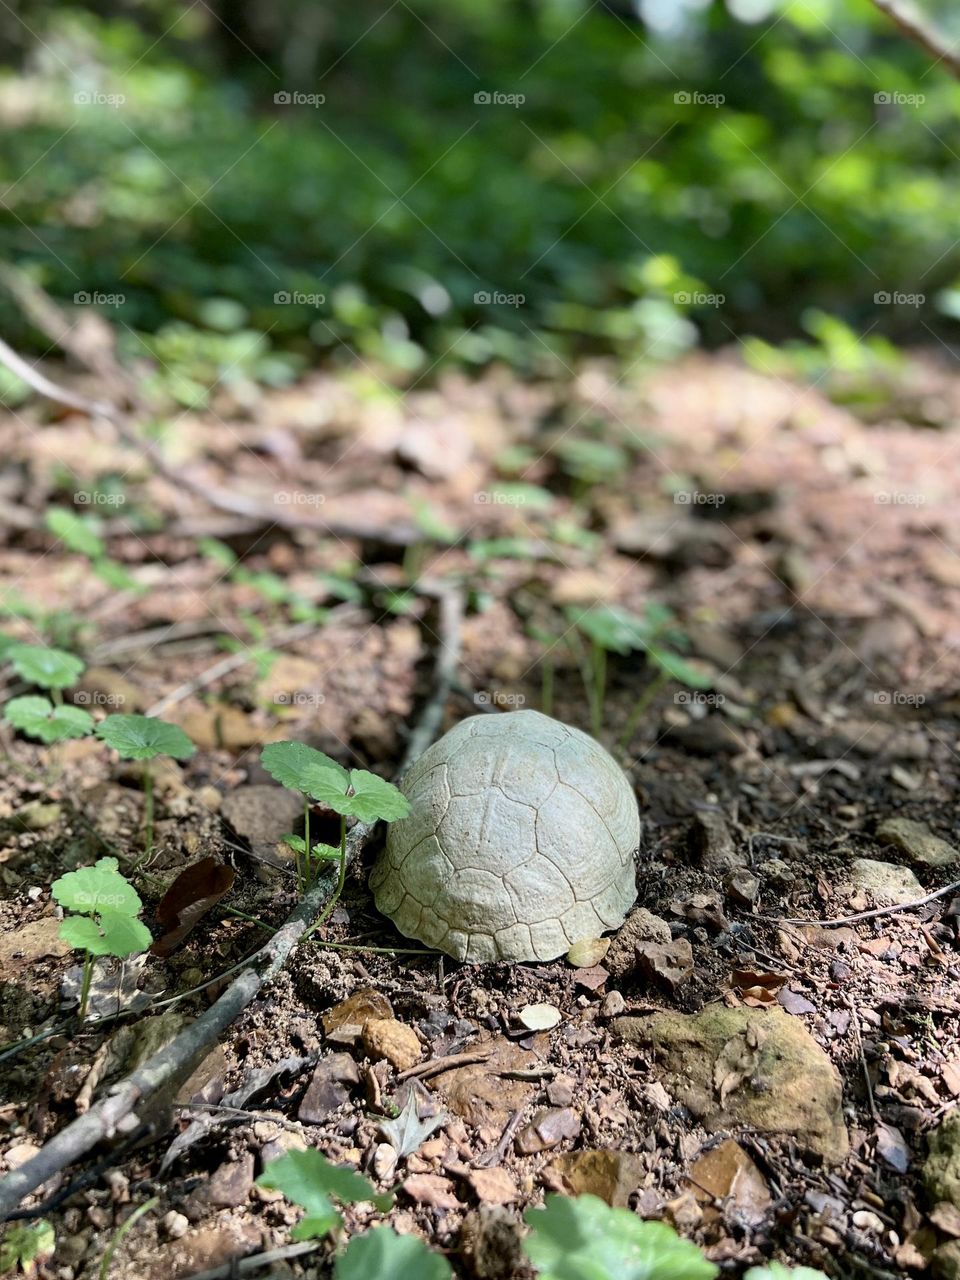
(688, 1138), (771, 1227)
(151, 857), (235, 956)
(378, 1091), (447, 1158)
(730, 968), (786, 1007)
(323, 989), (393, 1043)
(518, 1003), (561, 1032)
(402, 1173), (459, 1209)
(565, 938), (610, 968)
(875, 1122), (910, 1173)
(548, 1150), (646, 1207)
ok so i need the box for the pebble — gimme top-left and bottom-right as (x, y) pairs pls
(362, 1017), (423, 1071)
(162, 1211), (189, 1240)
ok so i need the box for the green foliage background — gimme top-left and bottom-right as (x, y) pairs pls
(1, 0), (958, 379)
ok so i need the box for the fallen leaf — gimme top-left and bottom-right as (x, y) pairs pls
(323, 989), (394, 1043)
(402, 1173), (459, 1209)
(547, 1150), (646, 1207)
(61, 955), (150, 1021)
(151, 857), (236, 956)
(875, 1122), (910, 1173)
(565, 938), (610, 968)
(687, 1138), (771, 1227)
(731, 968), (786, 1007)
(378, 1091), (447, 1158)
(518, 1003), (562, 1031)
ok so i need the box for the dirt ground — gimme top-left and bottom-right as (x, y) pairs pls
(2, 346), (960, 1278)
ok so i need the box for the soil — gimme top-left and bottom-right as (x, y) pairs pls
(1, 347), (960, 1278)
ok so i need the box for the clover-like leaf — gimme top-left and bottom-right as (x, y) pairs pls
(4, 695), (94, 743)
(335, 1227), (452, 1280)
(261, 741), (348, 795)
(256, 1150), (393, 1241)
(645, 647), (713, 690)
(523, 1194), (718, 1280)
(46, 508), (105, 558)
(95, 714), (196, 761)
(344, 771), (410, 823)
(282, 835), (341, 862)
(52, 858), (143, 917)
(7, 644), (85, 690)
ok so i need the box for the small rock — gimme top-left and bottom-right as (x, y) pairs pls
(220, 785), (304, 867)
(515, 1108), (581, 1154)
(689, 810), (743, 872)
(298, 1053), (360, 1123)
(363, 1018), (422, 1071)
(842, 858), (923, 905)
(725, 868), (759, 906)
(403, 1173), (459, 1209)
(373, 1143), (399, 1180)
(606, 908), (671, 978)
(162, 1211), (189, 1240)
(518, 1003), (561, 1032)
(635, 938), (694, 992)
(877, 818), (959, 868)
(600, 990), (626, 1018)
(759, 858), (795, 886)
(0, 917), (72, 975)
(469, 1167), (519, 1205)
(546, 1076), (576, 1107)
(547, 1149), (646, 1207)
(665, 718), (743, 757)
(323, 989), (394, 1043)
(207, 1152), (254, 1208)
(565, 937), (610, 968)
(933, 1241), (960, 1280)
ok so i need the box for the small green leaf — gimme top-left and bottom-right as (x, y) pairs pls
(311, 843), (342, 862)
(335, 1227), (452, 1280)
(281, 834), (307, 855)
(645, 648), (713, 690)
(46, 508), (104, 558)
(52, 859), (143, 917)
(7, 644), (85, 690)
(60, 912), (151, 958)
(93, 558), (142, 593)
(95, 714), (196, 761)
(261, 742), (349, 795)
(745, 1267), (830, 1280)
(0, 1220), (56, 1271)
(523, 1193), (718, 1280)
(344, 771), (410, 822)
(568, 606), (651, 656)
(4, 696), (94, 743)
(256, 1150), (393, 1241)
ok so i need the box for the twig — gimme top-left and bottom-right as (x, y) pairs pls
(756, 876), (960, 928)
(181, 1240), (322, 1280)
(847, 996), (879, 1122)
(398, 1049), (492, 1082)
(869, 0), (960, 78)
(0, 588), (463, 1218)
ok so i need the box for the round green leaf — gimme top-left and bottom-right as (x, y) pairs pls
(8, 645), (85, 690)
(260, 742), (349, 796)
(4, 696), (94, 743)
(335, 1227), (452, 1280)
(95, 714), (196, 761)
(345, 771), (410, 823)
(60, 912), (151, 958)
(52, 859), (143, 917)
(45, 508), (105, 558)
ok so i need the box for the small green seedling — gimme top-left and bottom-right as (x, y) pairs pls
(256, 1150), (445, 1279)
(7, 643), (85, 693)
(566, 603), (711, 743)
(95, 715), (196, 862)
(256, 1149), (394, 1241)
(260, 742), (409, 906)
(3, 642), (92, 745)
(46, 507), (143, 593)
(523, 1193), (717, 1280)
(51, 858), (152, 1021)
(0, 1219), (55, 1277)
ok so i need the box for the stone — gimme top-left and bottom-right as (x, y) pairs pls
(515, 1108), (581, 1154)
(635, 938), (694, 992)
(547, 1150), (646, 1207)
(725, 868), (759, 906)
(614, 1006), (848, 1163)
(842, 858), (922, 904)
(298, 1053), (360, 1123)
(220, 785), (304, 867)
(0, 917), (71, 975)
(206, 1152), (254, 1208)
(935, 1241), (960, 1280)
(689, 810), (743, 872)
(926, 1110), (960, 1211)
(362, 1018), (423, 1071)
(606, 908), (672, 978)
(877, 818), (959, 868)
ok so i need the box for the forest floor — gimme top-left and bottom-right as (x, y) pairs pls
(2, 344), (960, 1279)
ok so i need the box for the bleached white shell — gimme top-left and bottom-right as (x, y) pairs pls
(370, 710), (639, 962)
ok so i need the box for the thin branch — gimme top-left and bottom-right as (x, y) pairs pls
(870, 0), (960, 78)
(757, 875), (960, 928)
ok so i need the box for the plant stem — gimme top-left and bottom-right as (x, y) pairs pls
(303, 799), (311, 892)
(78, 951), (94, 1022)
(303, 814), (347, 940)
(618, 668), (669, 754)
(143, 763), (154, 863)
(590, 640), (606, 738)
(98, 1195), (159, 1280)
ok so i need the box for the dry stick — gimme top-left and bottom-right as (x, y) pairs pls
(0, 588), (464, 1220)
(182, 1240), (321, 1280)
(756, 876), (960, 929)
(0, 331), (418, 547)
(869, 0), (960, 78)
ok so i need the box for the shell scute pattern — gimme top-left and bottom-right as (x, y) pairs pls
(372, 710), (640, 962)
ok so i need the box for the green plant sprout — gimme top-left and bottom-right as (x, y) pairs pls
(45, 507), (143, 594)
(523, 1194), (717, 1280)
(7, 643), (85, 695)
(0, 1219), (55, 1277)
(256, 1149), (394, 1241)
(95, 715), (196, 862)
(51, 858), (152, 1021)
(260, 742), (409, 910)
(566, 604), (712, 743)
(2, 641), (93, 746)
